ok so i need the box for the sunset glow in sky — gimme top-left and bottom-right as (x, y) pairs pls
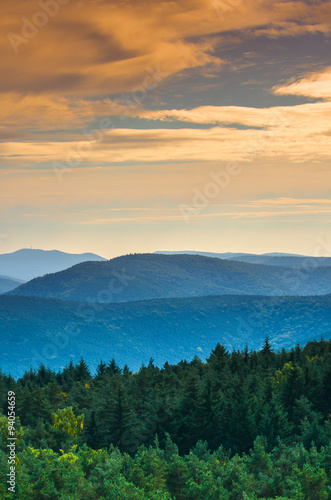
(1, 0), (331, 257)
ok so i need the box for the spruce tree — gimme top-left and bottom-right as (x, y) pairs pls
(97, 381), (136, 452)
(96, 360), (107, 380)
(75, 358), (91, 381)
(207, 343), (229, 372)
(106, 358), (122, 377)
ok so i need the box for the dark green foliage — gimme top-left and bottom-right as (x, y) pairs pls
(0, 340), (330, 498)
(282, 363), (305, 417)
(74, 358), (91, 381)
(95, 360), (107, 380)
(106, 358), (122, 377)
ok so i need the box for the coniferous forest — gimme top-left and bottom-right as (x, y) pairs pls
(0, 339), (330, 499)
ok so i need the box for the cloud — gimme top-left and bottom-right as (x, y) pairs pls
(243, 198), (331, 206)
(2, 62), (331, 170)
(1, 0), (331, 256)
(1, 0), (223, 97)
(249, 20), (331, 38)
(2, 64), (331, 167)
(0, 93), (134, 134)
(1, 0), (330, 141)
(75, 198), (331, 225)
(77, 207), (331, 225)
(137, 101), (331, 132)
(274, 66), (331, 100)
(2, 0), (330, 99)
(0, 107), (330, 167)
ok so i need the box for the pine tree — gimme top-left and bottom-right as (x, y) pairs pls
(17, 380), (51, 426)
(36, 364), (54, 385)
(262, 336), (272, 355)
(259, 336), (275, 369)
(217, 377), (256, 454)
(166, 455), (189, 500)
(207, 343), (229, 372)
(75, 358), (91, 381)
(164, 432), (179, 461)
(321, 361), (331, 416)
(258, 383), (292, 449)
(58, 360), (75, 389)
(106, 358), (122, 376)
(97, 382), (136, 451)
(96, 360), (107, 380)
(282, 363), (305, 417)
(176, 370), (209, 453)
(85, 411), (98, 449)
(123, 364), (132, 379)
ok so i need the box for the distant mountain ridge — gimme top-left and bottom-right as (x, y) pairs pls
(0, 276), (24, 294)
(0, 293), (330, 377)
(0, 248), (106, 281)
(7, 253), (331, 302)
(155, 251), (331, 267)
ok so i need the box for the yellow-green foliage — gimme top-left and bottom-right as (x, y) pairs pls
(52, 407), (84, 437)
(273, 362), (293, 386)
(0, 415), (24, 450)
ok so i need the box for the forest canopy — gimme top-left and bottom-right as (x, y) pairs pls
(0, 339), (330, 499)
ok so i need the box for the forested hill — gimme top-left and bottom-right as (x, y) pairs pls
(0, 339), (330, 498)
(7, 253), (331, 302)
(0, 294), (330, 377)
(156, 250), (331, 267)
(0, 276), (23, 294)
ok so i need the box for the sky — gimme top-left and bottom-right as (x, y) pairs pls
(0, 0), (331, 258)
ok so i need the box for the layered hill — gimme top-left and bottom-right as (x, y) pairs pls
(0, 294), (330, 377)
(0, 248), (106, 281)
(156, 251), (331, 267)
(0, 276), (24, 294)
(8, 253), (331, 302)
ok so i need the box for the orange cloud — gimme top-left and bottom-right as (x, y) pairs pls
(137, 101), (331, 132)
(274, 66), (331, 100)
(1, 0), (330, 99)
(1, 109), (330, 167)
(1, 0), (222, 96)
(1, 0), (330, 141)
(76, 208), (331, 224)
